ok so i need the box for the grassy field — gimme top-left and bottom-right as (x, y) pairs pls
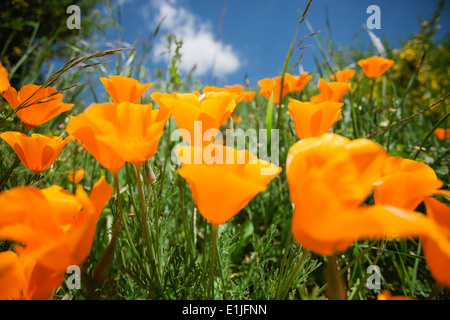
(0, 0), (449, 301)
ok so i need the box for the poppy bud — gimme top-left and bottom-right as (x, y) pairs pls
(144, 161), (156, 185)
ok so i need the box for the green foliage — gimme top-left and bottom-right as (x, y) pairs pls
(0, 0), (112, 86)
(0, 0), (449, 301)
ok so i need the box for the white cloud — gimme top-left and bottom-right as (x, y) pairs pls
(117, 0), (134, 6)
(149, 0), (241, 78)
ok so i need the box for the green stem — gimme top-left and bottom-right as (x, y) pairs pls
(150, 183), (161, 272)
(177, 173), (192, 260)
(208, 223), (219, 300)
(427, 282), (444, 300)
(324, 253), (347, 300)
(71, 145), (79, 193)
(112, 170), (151, 283)
(133, 163), (165, 299)
(349, 89), (360, 139)
(159, 119), (172, 197)
(411, 241), (422, 296)
(0, 156), (20, 190)
(365, 93), (449, 139)
(413, 112), (450, 160)
(349, 240), (386, 300)
(339, 239), (378, 276)
(367, 78), (376, 135)
(277, 248), (309, 300)
(275, 225), (294, 298)
(215, 240), (228, 300)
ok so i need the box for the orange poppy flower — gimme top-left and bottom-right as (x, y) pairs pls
(240, 91), (256, 103)
(233, 115), (242, 124)
(433, 128), (450, 140)
(285, 72), (312, 92)
(100, 75), (152, 104)
(224, 84), (256, 103)
(0, 177), (113, 273)
(373, 156), (449, 211)
(67, 102), (169, 167)
(258, 73), (311, 104)
(373, 156), (450, 287)
(223, 84), (244, 93)
(0, 251), (66, 300)
(0, 177), (112, 299)
(377, 291), (414, 300)
(0, 251), (25, 299)
(65, 169), (86, 183)
(0, 132), (73, 173)
(0, 62), (10, 92)
(1, 84), (73, 128)
(286, 133), (450, 256)
(422, 197), (450, 288)
(202, 85), (256, 105)
(287, 98), (343, 139)
(176, 145), (281, 225)
(203, 85), (255, 126)
(202, 86), (243, 104)
(310, 79), (351, 104)
(330, 69), (355, 83)
(357, 56), (394, 78)
(152, 92), (236, 146)
(258, 77), (288, 105)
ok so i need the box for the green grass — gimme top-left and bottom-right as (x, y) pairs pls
(0, 0), (449, 301)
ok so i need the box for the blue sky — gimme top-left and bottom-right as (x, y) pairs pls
(107, 0), (449, 87)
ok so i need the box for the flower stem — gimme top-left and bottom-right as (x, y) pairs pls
(349, 89), (360, 139)
(112, 170), (151, 283)
(275, 226), (294, 299)
(0, 156), (20, 190)
(324, 253), (347, 300)
(277, 248), (310, 300)
(150, 183), (161, 271)
(349, 240), (386, 300)
(159, 119), (172, 197)
(208, 223), (219, 300)
(133, 163), (165, 299)
(413, 112), (450, 160)
(367, 78), (376, 135)
(339, 239), (378, 276)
